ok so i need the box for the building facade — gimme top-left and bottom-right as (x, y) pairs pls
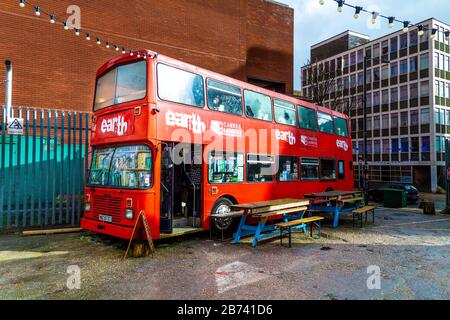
(302, 19), (450, 192)
(0, 0), (293, 112)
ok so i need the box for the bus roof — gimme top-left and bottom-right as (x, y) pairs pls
(96, 49), (349, 120)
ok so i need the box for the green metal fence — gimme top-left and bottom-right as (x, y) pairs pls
(0, 106), (90, 230)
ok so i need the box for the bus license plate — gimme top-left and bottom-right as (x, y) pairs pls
(99, 215), (113, 223)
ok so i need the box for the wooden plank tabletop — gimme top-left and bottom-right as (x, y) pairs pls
(231, 198), (310, 212)
(304, 190), (361, 199)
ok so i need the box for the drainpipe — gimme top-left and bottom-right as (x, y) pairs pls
(5, 60), (12, 119)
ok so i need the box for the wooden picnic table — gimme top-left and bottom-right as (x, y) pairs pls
(231, 198), (310, 248)
(304, 190), (363, 228)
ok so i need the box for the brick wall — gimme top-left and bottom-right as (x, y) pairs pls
(0, 0), (293, 112)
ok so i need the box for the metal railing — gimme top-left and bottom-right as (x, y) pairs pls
(0, 106), (90, 230)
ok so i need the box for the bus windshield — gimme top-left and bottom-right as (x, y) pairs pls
(94, 60), (147, 111)
(88, 145), (153, 189)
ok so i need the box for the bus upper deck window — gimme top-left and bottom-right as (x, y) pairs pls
(274, 99), (296, 126)
(298, 106), (318, 131)
(318, 112), (334, 134)
(157, 63), (204, 107)
(334, 116), (349, 138)
(244, 90), (272, 122)
(207, 79), (242, 115)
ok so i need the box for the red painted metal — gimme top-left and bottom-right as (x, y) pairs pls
(81, 50), (354, 241)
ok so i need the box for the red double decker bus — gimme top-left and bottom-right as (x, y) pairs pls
(81, 50), (354, 241)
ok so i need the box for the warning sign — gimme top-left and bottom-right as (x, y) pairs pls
(7, 117), (24, 135)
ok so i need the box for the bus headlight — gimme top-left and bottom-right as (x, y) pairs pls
(125, 208), (134, 220)
(84, 202), (91, 212)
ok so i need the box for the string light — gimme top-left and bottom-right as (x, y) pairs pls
(371, 12), (379, 25)
(17, 0), (140, 57)
(418, 25), (424, 37)
(325, 0), (449, 38)
(403, 21), (410, 32)
(337, 0), (344, 13)
(354, 6), (362, 19)
(388, 17), (395, 29)
(431, 28), (438, 40)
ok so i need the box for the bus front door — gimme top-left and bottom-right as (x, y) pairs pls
(160, 143), (174, 234)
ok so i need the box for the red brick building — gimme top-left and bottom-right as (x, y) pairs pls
(0, 0), (293, 112)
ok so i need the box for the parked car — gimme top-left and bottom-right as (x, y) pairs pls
(368, 184), (420, 204)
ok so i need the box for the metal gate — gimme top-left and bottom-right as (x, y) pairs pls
(0, 106), (90, 231)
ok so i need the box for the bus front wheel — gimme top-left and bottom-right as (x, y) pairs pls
(211, 198), (236, 233)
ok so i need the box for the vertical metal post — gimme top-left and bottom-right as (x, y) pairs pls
(0, 105), (5, 227)
(78, 112), (83, 223)
(71, 112), (76, 225)
(52, 110), (57, 225)
(7, 106), (14, 226)
(38, 109), (44, 226)
(45, 110), (51, 225)
(15, 107), (22, 226)
(4, 61), (12, 118)
(66, 112), (71, 224)
(31, 109), (36, 226)
(60, 112), (65, 224)
(23, 108), (29, 227)
(363, 56), (369, 202)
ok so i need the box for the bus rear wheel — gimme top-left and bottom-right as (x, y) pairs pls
(211, 198), (236, 233)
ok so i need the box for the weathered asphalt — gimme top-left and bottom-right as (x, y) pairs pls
(0, 208), (449, 300)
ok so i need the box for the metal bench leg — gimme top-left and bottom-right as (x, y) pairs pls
(360, 213), (363, 228)
(288, 226), (292, 248)
(365, 212), (368, 223)
(333, 207), (340, 228)
(318, 220), (321, 238)
(373, 210), (375, 224)
(252, 222), (264, 248)
(280, 228), (283, 246)
(310, 222), (313, 237)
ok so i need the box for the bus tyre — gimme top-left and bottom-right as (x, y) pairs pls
(129, 242), (151, 258)
(211, 198), (236, 234)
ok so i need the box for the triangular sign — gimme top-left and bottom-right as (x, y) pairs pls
(9, 119), (23, 130)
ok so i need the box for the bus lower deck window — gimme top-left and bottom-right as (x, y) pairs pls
(300, 158), (319, 181)
(246, 154), (275, 183)
(277, 156), (299, 182)
(208, 151), (244, 184)
(320, 159), (336, 180)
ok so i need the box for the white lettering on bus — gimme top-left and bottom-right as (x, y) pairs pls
(336, 139), (349, 151)
(100, 116), (128, 136)
(210, 120), (243, 138)
(275, 130), (296, 146)
(166, 110), (206, 134)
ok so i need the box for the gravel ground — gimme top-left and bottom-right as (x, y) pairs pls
(0, 208), (449, 300)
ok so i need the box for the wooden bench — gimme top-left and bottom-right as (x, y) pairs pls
(276, 216), (325, 248)
(352, 206), (376, 228)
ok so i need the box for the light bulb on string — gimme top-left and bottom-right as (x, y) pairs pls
(19, 0), (26, 8)
(388, 17), (395, 28)
(371, 12), (379, 24)
(418, 25), (424, 37)
(50, 15), (56, 24)
(35, 6), (41, 16)
(75, 28), (80, 36)
(96, 38), (101, 45)
(86, 33), (91, 41)
(337, 0), (344, 13)
(354, 6), (362, 19)
(319, 0), (325, 5)
(403, 21), (410, 33)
